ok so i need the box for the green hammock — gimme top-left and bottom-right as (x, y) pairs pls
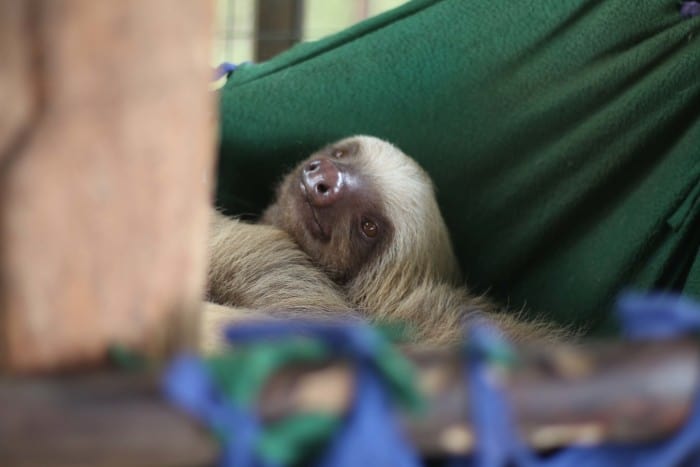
(216, 0), (700, 335)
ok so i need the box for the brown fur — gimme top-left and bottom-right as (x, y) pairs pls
(203, 136), (565, 350)
(208, 213), (351, 313)
(203, 213), (362, 350)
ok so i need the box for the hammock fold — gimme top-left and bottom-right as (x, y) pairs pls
(217, 0), (700, 334)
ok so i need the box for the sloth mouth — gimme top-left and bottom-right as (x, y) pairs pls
(308, 203), (328, 239)
(299, 182), (330, 241)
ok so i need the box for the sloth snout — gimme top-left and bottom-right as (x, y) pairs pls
(302, 158), (343, 206)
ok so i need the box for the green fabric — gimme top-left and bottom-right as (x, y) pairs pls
(207, 341), (337, 464)
(206, 332), (422, 464)
(107, 345), (149, 371)
(217, 0), (700, 334)
(261, 414), (339, 466)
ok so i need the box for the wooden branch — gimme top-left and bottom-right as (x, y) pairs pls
(1, 339), (698, 465)
(262, 339), (700, 455)
(0, 372), (216, 467)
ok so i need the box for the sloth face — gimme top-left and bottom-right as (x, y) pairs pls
(262, 136), (460, 287)
(263, 137), (393, 283)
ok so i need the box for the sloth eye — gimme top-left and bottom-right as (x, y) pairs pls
(361, 219), (378, 238)
(332, 148), (345, 158)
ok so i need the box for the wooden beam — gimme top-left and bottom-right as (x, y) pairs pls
(255, 0), (304, 61)
(0, 372), (216, 467)
(0, 338), (697, 464)
(0, 0), (37, 166)
(0, 1), (216, 372)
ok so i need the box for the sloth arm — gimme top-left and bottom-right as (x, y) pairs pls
(205, 213), (568, 350)
(207, 212), (354, 312)
(203, 212), (360, 351)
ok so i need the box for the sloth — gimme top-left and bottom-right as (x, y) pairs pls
(203, 136), (562, 350)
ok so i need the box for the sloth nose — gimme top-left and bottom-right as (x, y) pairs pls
(302, 158), (343, 206)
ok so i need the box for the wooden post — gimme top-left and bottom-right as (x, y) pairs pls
(0, 1), (216, 372)
(255, 0), (304, 61)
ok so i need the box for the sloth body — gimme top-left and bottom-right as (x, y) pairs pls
(204, 136), (559, 350)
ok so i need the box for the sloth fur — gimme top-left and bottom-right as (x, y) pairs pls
(203, 136), (562, 350)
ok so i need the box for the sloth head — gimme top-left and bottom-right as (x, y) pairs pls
(262, 136), (462, 308)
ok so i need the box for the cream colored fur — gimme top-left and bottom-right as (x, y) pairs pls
(202, 136), (566, 351)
